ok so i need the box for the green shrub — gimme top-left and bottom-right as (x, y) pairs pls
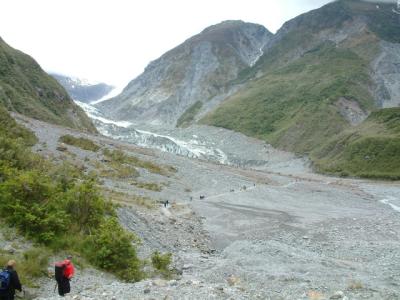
(84, 217), (143, 281)
(0, 108), (145, 281)
(59, 135), (100, 152)
(151, 251), (172, 278)
(0, 247), (50, 287)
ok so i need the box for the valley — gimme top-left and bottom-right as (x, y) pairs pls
(11, 114), (400, 300)
(1, 1), (399, 299)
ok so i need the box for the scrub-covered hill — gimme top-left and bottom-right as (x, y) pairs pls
(0, 37), (96, 132)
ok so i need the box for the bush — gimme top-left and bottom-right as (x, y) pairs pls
(151, 251), (172, 278)
(0, 247), (50, 287)
(84, 217), (143, 281)
(0, 108), (146, 281)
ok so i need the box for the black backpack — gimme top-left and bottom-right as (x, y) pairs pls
(54, 263), (65, 282)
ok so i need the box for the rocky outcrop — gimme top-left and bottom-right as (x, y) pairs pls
(371, 41), (400, 108)
(96, 21), (272, 127)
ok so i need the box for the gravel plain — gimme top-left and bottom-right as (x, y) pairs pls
(11, 114), (400, 300)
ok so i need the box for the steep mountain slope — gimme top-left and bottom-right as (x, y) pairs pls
(97, 20), (272, 127)
(202, 0), (400, 154)
(0, 37), (96, 132)
(312, 107), (400, 179)
(51, 73), (114, 103)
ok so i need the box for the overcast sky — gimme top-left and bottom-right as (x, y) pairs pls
(0, 0), (335, 87)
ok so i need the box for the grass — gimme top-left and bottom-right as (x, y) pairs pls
(0, 247), (51, 288)
(0, 38), (96, 133)
(102, 188), (156, 209)
(202, 43), (375, 154)
(151, 251), (173, 279)
(103, 148), (175, 176)
(177, 101), (203, 127)
(348, 280), (363, 290)
(130, 180), (163, 192)
(311, 108), (400, 179)
(59, 134), (100, 152)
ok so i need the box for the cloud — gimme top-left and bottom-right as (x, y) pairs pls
(0, 0), (333, 86)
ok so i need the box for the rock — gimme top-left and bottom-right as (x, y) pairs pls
(302, 236), (310, 240)
(227, 275), (241, 286)
(169, 280), (178, 286)
(144, 288), (151, 294)
(57, 144), (68, 152)
(330, 291), (344, 299)
(152, 279), (168, 287)
(4, 245), (15, 254)
(182, 264), (194, 270)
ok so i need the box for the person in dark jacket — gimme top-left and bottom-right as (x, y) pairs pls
(0, 260), (22, 300)
(55, 256), (75, 297)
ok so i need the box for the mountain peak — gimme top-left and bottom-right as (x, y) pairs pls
(97, 21), (273, 126)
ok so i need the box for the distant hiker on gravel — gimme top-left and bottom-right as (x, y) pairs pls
(0, 260), (22, 300)
(55, 256), (75, 297)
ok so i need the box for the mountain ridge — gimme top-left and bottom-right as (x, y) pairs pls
(51, 73), (114, 103)
(96, 20), (272, 127)
(0, 37), (97, 132)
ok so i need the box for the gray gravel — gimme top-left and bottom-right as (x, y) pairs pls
(11, 114), (400, 300)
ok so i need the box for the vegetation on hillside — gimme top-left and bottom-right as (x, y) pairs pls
(0, 108), (144, 281)
(59, 134), (100, 152)
(0, 247), (51, 287)
(312, 108), (400, 179)
(177, 101), (203, 127)
(202, 43), (374, 154)
(201, 0), (400, 179)
(103, 148), (174, 176)
(0, 37), (96, 132)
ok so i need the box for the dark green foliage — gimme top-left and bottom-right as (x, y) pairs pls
(64, 180), (112, 232)
(84, 217), (143, 281)
(0, 109), (144, 280)
(177, 101), (203, 127)
(0, 38), (96, 132)
(59, 134), (100, 152)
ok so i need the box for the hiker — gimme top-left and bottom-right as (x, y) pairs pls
(0, 260), (22, 300)
(55, 256), (75, 297)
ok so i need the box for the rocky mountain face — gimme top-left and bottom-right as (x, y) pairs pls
(92, 0), (400, 178)
(0, 37), (96, 132)
(51, 73), (114, 103)
(96, 20), (272, 127)
(201, 0), (400, 177)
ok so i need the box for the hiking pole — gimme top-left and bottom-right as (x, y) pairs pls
(54, 282), (57, 293)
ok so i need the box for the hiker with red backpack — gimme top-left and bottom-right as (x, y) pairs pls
(55, 256), (75, 297)
(0, 260), (22, 300)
